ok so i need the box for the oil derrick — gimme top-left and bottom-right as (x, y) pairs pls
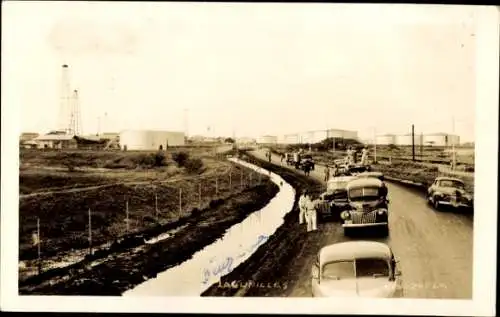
(69, 89), (83, 136)
(58, 64), (72, 133)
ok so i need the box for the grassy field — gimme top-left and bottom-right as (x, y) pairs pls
(19, 147), (269, 269)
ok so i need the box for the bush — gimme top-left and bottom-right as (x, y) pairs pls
(184, 158), (204, 174)
(172, 151), (190, 167)
(153, 151), (167, 167)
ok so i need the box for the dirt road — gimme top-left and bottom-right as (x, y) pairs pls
(252, 150), (473, 299)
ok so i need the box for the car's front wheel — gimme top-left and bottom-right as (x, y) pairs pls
(343, 227), (351, 237)
(433, 198), (440, 211)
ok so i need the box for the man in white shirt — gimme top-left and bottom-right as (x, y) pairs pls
(298, 190), (309, 225)
(305, 194), (318, 232)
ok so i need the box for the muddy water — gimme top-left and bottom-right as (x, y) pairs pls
(123, 158), (295, 296)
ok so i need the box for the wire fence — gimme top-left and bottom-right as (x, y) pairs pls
(19, 163), (268, 280)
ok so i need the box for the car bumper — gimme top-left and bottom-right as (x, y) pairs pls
(342, 222), (388, 228)
(437, 200), (472, 208)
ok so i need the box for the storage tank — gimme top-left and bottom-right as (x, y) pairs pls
(284, 134), (299, 144)
(120, 130), (185, 151)
(395, 134), (422, 146)
(423, 133), (459, 147)
(376, 134), (396, 145)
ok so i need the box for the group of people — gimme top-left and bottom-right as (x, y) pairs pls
(298, 190), (318, 232)
(346, 146), (370, 166)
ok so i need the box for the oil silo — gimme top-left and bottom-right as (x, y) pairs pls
(395, 134), (422, 146)
(120, 130), (185, 151)
(376, 134), (396, 145)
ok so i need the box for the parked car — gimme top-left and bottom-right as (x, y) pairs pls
(427, 176), (473, 211)
(300, 154), (315, 170)
(317, 176), (357, 221)
(311, 241), (403, 297)
(340, 177), (390, 236)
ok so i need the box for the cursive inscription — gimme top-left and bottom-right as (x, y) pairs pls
(202, 234), (269, 285)
(217, 280), (288, 290)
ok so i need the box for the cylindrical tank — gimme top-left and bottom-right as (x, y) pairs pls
(423, 134), (448, 146)
(120, 130), (185, 151)
(376, 134), (396, 145)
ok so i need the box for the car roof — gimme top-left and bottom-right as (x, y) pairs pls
(435, 176), (464, 183)
(346, 177), (383, 189)
(319, 241), (392, 263)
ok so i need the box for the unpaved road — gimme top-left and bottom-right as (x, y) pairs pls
(253, 150), (473, 299)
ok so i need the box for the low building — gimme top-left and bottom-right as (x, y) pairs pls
(33, 134), (78, 149)
(120, 130), (185, 151)
(257, 135), (278, 144)
(20, 132), (40, 142)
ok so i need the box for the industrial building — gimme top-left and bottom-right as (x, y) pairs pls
(33, 133), (78, 149)
(422, 133), (460, 147)
(120, 130), (185, 151)
(236, 137), (256, 145)
(277, 129), (358, 145)
(257, 135), (278, 144)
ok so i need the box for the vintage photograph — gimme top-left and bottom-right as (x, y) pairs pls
(1, 2), (498, 316)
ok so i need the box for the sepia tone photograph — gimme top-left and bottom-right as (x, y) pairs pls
(1, 2), (498, 316)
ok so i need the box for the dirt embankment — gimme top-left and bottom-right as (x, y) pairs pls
(19, 180), (279, 295)
(202, 152), (324, 297)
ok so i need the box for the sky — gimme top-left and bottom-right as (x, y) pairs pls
(2, 2), (479, 141)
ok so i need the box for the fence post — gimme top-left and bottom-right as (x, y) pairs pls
(36, 217), (41, 275)
(126, 200), (130, 233)
(88, 208), (93, 255)
(179, 188), (182, 217)
(216, 177), (219, 196)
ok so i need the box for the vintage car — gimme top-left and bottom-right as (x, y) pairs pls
(356, 171), (385, 181)
(317, 176), (357, 221)
(340, 177), (389, 236)
(300, 154), (315, 170)
(427, 176), (473, 211)
(311, 241), (403, 297)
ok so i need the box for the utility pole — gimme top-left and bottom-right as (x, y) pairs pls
(373, 128), (377, 163)
(452, 116), (456, 170)
(411, 124), (415, 161)
(420, 132), (424, 159)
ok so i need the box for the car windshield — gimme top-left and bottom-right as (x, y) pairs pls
(322, 258), (389, 280)
(439, 180), (464, 188)
(348, 187), (380, 201)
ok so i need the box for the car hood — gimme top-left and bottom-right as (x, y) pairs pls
(314, 278), (396, 298)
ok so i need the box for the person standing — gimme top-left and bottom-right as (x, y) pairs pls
(331, 164), (338, 177)
(298, 190), (309, 225)
(305, 193), (318, 232)
(324, 166), (330, 182)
